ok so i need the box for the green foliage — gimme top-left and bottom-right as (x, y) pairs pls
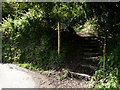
(93, 68), (118, 88)
(2, 3), (65, 70)
(91, 37), (120, 89)
(75, 17), (100, 35)
(2, 2), (120, 89)
(2, 2), (89, 70)
(17, 63), (38, 70)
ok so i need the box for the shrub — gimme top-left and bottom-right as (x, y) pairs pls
(2, 8), (64, 70)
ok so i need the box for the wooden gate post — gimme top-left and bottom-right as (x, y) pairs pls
(103, 36), (106, 71)
(58, 22), (60, 55)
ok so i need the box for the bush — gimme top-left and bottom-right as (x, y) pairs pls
(91, 37), (120, 89)
(2, 8), (64, 70)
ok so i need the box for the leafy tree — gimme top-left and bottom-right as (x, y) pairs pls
(2, 2), (120, 88)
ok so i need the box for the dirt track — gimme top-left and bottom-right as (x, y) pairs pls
(0, 63), (90, 88)
(0, 63), (53, 88)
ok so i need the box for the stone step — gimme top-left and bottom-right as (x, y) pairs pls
(83, 52), (100, 56)
(73, 64), (98, 75)
(80, 43), (99, 48)
(74, 58), (99, 65)
(82, 41), (99, 44)
(77, 39), (99, 42)
(81, 56), (99, 61)
(83, 48), (100, 52)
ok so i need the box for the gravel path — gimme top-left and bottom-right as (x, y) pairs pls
(0, 63), (90, 89)
(0, 63), (53, 89)
(0, 63), (35, 88)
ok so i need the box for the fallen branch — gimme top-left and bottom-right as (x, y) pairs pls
(68, 71), (91, 81)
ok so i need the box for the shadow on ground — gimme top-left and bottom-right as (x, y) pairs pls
(61, 32), (103, 76)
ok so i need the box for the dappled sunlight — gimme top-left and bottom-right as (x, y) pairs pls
(2, 2), (120, 88)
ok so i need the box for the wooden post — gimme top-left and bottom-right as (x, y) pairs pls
(103, 36), (106, 70)
(58, 22), (60, 55)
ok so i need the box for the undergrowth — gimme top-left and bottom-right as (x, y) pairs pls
(2, 9), (65, 70)
(90, 37), (120, 89)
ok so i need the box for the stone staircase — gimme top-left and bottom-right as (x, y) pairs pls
(63, 32), (102, 76)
